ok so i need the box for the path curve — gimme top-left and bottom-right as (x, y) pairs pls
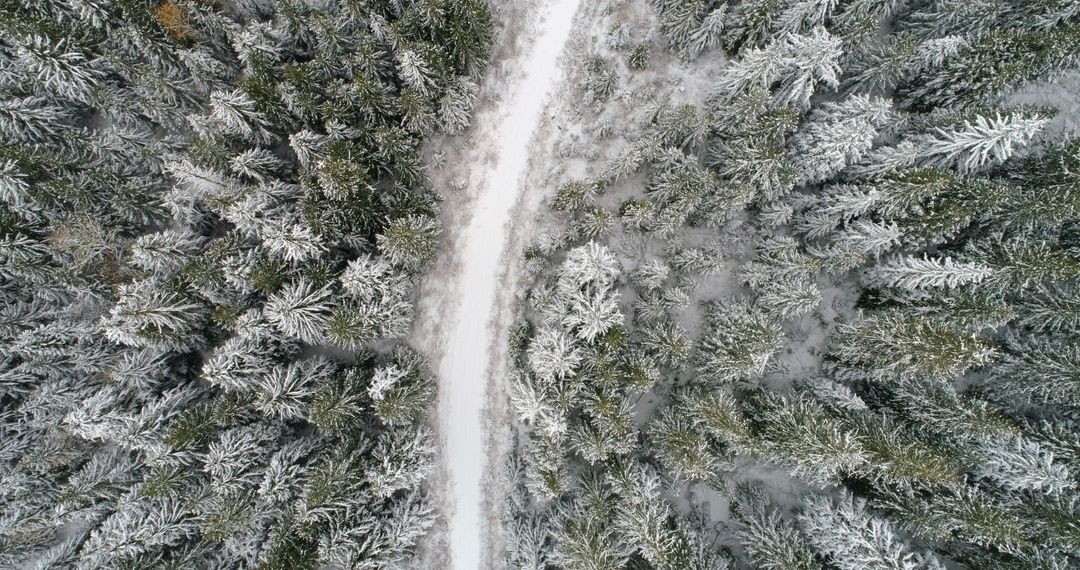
(434, 1), (582, 569)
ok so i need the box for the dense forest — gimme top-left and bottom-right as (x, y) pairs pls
(0, 0), (492, 567)
(502, 1), (1080, 569)
(5, 0), (1080, 568)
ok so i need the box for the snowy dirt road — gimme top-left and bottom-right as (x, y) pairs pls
(424, 1), (582, 569)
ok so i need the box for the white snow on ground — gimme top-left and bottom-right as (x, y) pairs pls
(432, 1), (582, 569)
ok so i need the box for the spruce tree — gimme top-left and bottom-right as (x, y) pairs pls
(900, 26), (1080, 110)
(830, 312), (996, 381)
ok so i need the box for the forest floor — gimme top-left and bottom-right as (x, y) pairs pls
(407, 0), (584, 568)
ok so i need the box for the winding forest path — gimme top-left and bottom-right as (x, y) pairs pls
(429, 1), (582, 569)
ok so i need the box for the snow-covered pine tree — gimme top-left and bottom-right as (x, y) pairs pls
(973, 435), (1074, 496)
(749, 389), (866, 483)
(1001, 138), (1080, 231)
(773, 27), (843, 110)
(723, 0), (783, 51)
(685, 5), (728, 59)
(798, 491), (946, 570)
(732, 485), (822, 570)
(648, 404), (721, 480)
(990, 336), (1080, 409)
(774, 0), (838, 36)
(900, 26), (1080, 110)
(914, 108), (1049, 173)
(841, 32), (918, 94)
(695, 301), (784, 383)
(866, 255), (993, 291)
(377, 214), (442, 272)
(786, 94), (892, 186)
(830, 312), (997, 381)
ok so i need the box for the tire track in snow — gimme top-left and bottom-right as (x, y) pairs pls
(435, 0), (581, 568)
